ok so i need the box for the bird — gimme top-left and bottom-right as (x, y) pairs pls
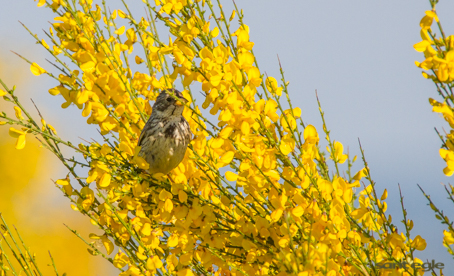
(138, 88), (192, 174)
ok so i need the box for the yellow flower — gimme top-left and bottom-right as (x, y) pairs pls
(420, 10), (438, 29)
(411, 235), (427, 251)
(101, 235), (114, 255)
(303, 124), (319, 144)
(146, 255), (163, 270)
(41, 39), (50, 49)
(439, 148), (454, 176)
(280, 134), (295, 155)
(265, 76), (283, 96)
(35, 0), (46, 7)
(56, 176), (70, 186)
(30, 62), (46, 76)
(97, 172), (111, 188)
(115, 26), (125, 35)
(413, 40), (431, 52)
(443, 230), (454, 245)
(14, 106), (24, 120)
(331, 141), (348, 164)
(8, 127), (27, 150)
(135, 55), (144, 64)
(113, 250), (130, 268)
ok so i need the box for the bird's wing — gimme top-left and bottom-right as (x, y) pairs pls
(138, 119), (156, 147)
(138, 126), (148, 147)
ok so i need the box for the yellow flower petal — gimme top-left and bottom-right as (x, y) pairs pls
(113, 251), (129, 268)
(98, 173), (111, 188)
(164, 198), (173, 212)
(280, 136), (295, 155)
(271, 207), (284, 222)
(30, 62), (46, 76)
(291, 206), (304, 217)
(425, 10), (439, 22)
(333, 141), (348, 164)
(9, 127), (25, 138)
(303, 125), (319, 144)
(80, 61), (96, 73)
(210, 27), (219, 38)
(56, 177), (70, 186)
(14, 106), (24, 120)
(15, 134), (26, 150)
(411, 235), (427, 251)
(225, 171), (238, 181)
(101, 235), (114, 255)
(167, 234), (179, 247)
(178, 190), (187, 203)
(413, 40), (431, 52)
(135, 55), (144, 64)
(36, 0), (46, 7)
(293, 107), (302, 118)
(115, 26), (126, 35)
(41, 39), (50, 49)
(420, 15), (433, 29)
(220, 151), (234, 164)
(118, 10), (127, 18)
(443, 230), (454, 245)
(146, 256), (163, 270)
(159, 189), (173, 201)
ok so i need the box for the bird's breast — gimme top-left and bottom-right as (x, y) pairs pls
(138, 115), (191, 174)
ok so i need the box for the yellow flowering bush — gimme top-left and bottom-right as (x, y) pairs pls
(0, 0), (441, 275)
(414, 0), (454, 262)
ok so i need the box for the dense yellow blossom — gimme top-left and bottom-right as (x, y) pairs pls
(0, 0), (435, 275)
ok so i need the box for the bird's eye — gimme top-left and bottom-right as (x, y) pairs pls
(166, 97), (172, 102)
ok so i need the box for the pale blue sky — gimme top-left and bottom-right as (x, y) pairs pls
(1, 0), (454, 274)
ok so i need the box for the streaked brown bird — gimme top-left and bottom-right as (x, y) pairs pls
(138, 89), (192, 174)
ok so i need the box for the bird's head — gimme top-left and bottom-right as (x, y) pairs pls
(151, 89), (188, 117)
